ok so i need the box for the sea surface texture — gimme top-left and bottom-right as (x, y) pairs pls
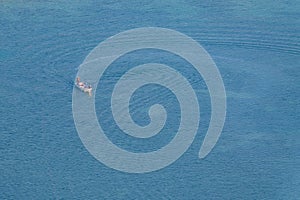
(0, 1), (299, 199)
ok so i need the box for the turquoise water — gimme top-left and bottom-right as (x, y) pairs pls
(1, 1), (299, 199)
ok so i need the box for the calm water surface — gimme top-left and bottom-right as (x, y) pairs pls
(0, 1), (299, 199)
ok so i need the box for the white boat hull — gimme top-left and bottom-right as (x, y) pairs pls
(75, 83), (92, 95)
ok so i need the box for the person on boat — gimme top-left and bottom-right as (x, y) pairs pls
(87, 85), (92, 96)
(76, 77), (85, 87)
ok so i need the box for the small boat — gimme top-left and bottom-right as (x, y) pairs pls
(75, 77), (92, 96)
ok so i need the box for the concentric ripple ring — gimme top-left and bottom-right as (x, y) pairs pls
(72, 27), (226, 173)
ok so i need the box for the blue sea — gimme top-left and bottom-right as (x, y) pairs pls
(1, 1), (299, 199)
